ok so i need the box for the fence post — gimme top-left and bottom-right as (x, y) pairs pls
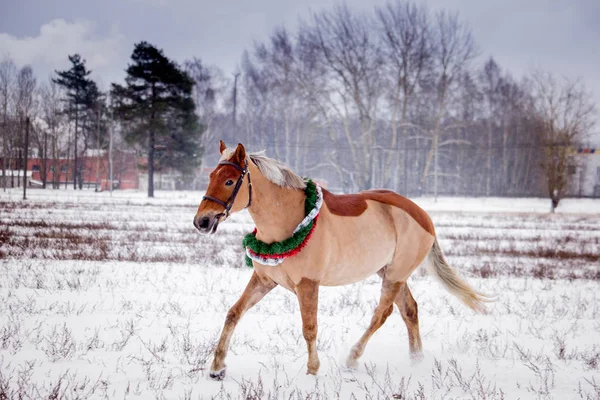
(22, 117), (30, 200)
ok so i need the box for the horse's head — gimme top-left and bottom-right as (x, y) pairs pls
(194, 140), (252, 234)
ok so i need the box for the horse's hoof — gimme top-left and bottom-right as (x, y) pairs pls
(208, 368), (226, 381)
(306, 360), (320, 376)
(345, 356), (358, 370)
(410, 351), (424, 364)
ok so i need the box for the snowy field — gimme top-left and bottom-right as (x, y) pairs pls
(1, 188), (599, 399)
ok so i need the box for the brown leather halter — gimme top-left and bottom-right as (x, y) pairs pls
(202, 160), (252, 218)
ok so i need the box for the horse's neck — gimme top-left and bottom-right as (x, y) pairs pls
(247, 171), (306, 244)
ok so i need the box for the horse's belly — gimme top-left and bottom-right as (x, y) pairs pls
(319, 210), (396, 286)
(320, 254), (393, 286)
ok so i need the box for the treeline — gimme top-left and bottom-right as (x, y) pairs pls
(0, 0), (596, 207)
(0, 43), (200, 197)
(227, 3), (595, 206)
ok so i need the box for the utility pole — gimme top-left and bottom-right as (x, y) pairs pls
(22, 117), (29, 200)
(42, 121), (48, 188)
(74, 90), (78, 190)
(65, 111), (71, 189)
(96, 103), (101, 191)
(232, 72), (240, 129)
(109, 108), (113, 196)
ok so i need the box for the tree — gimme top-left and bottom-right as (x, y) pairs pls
(479, 57), (502, 196)
(39, 78), (67, 188)
(413, 11), (477, 199)
(13, 65), (37, 188)
(0, 56), (17, 191)
(526, 71), (596, 212)
(376, 1), (431, 191)
(184, 58), (229, 165)
(54, 54), (99, 189)
(241, 27), (317, 170)
(301, 4), (384, 190)
(111, 41), (201, 197)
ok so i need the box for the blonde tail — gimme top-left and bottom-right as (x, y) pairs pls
(427, 238), (494, 313)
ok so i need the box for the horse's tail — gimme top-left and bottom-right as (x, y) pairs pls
(427, 237), (494, 313)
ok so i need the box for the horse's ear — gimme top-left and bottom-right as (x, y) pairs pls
(232, 143), (246, 165)
(219, 140), (226, 154)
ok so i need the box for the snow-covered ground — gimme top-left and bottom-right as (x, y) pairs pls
(1, 188), (599, 399)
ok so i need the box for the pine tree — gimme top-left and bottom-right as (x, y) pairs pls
(54, 55), (99, 189)
(111, 41), (202, 197)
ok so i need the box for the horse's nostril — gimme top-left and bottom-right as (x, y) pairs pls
(199, 217), (210, 229)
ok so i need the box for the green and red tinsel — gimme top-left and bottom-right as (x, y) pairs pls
(243, 179), (322, 267)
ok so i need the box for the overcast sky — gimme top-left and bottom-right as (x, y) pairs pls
(1, 0), (599, 138)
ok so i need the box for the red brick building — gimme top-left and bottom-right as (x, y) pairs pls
(1, 150), (139, 190)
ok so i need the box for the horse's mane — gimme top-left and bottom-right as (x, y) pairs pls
(221, 149), (306, 189)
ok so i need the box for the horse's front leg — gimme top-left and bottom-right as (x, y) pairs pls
(209, 271), (277, 380)
(295, 278), (320, 375)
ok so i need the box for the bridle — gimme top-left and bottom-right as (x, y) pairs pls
(202, 160), (253, 219)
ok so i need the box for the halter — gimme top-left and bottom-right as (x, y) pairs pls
(202, 160), (253, 219)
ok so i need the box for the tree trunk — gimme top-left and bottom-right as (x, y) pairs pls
(486, 120), (492, 196)
(95, 105), (100, 191)
(148, 83), (156, 198)
(1, 93), (6, 191)
(52, 135), (58, 189)
(22, 117), (29, 200)
(65, 119), (71, 189)
(1, 124), (5, 192)
(550, 193), (559, 213)
(502, 119), (508, 194)
(148, 128), (155, 197)
(74, 103), (78, 190)
(17, 120), (22, 188)
(42, 127), (48, 188)
(433, 134), (439, 201)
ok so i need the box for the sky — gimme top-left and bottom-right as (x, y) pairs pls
(1, 0), (599, 139)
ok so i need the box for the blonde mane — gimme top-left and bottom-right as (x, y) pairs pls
(220, 149), (306, 189)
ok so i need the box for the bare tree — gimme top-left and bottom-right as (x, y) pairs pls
(0, 56), (17, 191)
(479, 57), (501, 196)
(527, 70), (596, 212)
(301, 4), (384, 190)
(241, 27), (318, 172)
(185, 58), (228, 152)
(240, 50), (270, 150)
(40, 78), (66, 188)
(295, 25), (350, 185)
(412, 10), (476, 199)
(376, 0), (431, 190)
(13, 65), (37, 187)
(259, 28), (298, 164)
(496, 75), (528, 194)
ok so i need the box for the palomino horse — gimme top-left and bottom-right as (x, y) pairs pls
(194, 141), (490, 380)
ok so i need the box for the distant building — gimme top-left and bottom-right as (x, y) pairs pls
(574, 147), (600, 197)
(0, 170), (32, 187)
(0, 149), (139, 190)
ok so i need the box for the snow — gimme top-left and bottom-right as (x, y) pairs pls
(412, 196), (600, 214)
(0, 188), (599, 399)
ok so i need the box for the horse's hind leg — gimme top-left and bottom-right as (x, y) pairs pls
(395, 282), (423, 361)
(346, 276), (401, 369)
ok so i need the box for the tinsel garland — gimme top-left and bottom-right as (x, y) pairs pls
(243, 179), (321, 267)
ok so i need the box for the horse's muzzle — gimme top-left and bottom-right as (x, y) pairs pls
(193, 214), (220, 234)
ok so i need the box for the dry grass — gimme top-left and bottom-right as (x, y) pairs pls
(1, 200), (598, 280)
(0, 192), (599, 399)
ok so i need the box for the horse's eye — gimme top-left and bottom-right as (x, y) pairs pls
(225, 179), (234, 187)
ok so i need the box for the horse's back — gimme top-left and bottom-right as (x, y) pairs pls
(316, 189), (435, 285)
(360, 190), (435, 236)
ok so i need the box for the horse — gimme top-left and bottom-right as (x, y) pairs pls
(194, 140), (491, 380)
